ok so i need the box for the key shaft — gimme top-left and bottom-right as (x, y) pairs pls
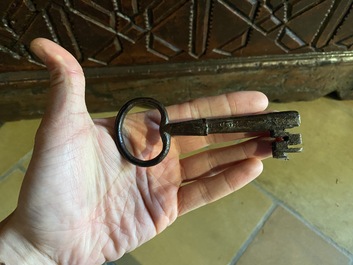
(162, 111), (300, 136)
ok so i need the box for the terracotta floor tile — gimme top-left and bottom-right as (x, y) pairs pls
(0, 169), (25, 221)
(340, 99), (353, 110)
(257, 97), (353, 253)
(121, 184), (273, 265)
(0, 119), (40, 176)
(237, 206), (350, 265)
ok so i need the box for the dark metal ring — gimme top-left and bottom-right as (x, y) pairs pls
(115, 97), (171, 167)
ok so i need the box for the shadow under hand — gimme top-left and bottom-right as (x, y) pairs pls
(105, 253), (142, 265)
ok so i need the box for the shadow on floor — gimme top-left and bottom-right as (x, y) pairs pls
(105, 253), (142, 265)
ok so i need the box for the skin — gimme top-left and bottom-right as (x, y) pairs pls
(0, 38), (272, 265)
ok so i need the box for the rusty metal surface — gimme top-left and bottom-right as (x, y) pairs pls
(114, 97), (302, 167)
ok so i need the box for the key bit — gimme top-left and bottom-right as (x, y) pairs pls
(266, 111), (303, 160)
(271, 129), (303, 160)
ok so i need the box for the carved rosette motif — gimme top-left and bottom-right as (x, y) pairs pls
(1, 0), (353, 71)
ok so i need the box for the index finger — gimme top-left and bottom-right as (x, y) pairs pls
(167, 91), (269, 154)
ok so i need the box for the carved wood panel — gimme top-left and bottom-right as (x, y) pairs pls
(1, 0), (353, 121)
(1, 0), (353, 71)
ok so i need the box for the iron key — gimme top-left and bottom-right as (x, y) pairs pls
(115, 97), (303, 167)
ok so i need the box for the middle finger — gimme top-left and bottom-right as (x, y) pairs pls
(179, 137), (272, 181)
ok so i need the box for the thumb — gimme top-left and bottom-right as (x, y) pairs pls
(30, 38), (87, 119)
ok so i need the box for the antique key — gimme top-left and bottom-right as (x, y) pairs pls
(115, 97), (303, 167)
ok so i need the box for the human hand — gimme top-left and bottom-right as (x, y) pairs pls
(0, 38), (271, 265)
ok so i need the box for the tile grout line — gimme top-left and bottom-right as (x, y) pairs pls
(0, 151), (32, 181)
(0, 165), (22, 182)
(17, 151), (33, 173)
(228, 202), (278, 265)
(252, 181), (353, 262)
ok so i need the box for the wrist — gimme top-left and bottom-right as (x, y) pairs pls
(0, 218), (56, 265)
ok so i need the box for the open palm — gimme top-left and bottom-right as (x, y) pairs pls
(3, 39), (271, 265)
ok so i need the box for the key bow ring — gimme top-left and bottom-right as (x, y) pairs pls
(115, 97), (303, 167)
(115, 97), (172, 167)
